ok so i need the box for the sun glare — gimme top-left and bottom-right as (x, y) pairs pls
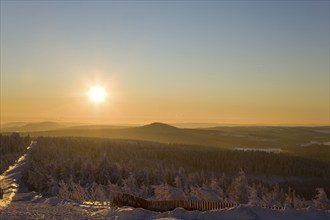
(88, 85), (107, 103)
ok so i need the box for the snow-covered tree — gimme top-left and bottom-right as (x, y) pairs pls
(58, 180), (71, 201)
(229, 168), (249, 204)
(209, 177), (220, 191)
(139, 183), (150, 198)
(107, 182), (122, 202)
(208, 177), (224, 200)
(86, 182), (107, 202)
(219, 173), (228, 198)
(122, 173), (138, 195)
(264, 184), (285, 207)
(96, 155), (110, 185)
(248, 184), (263, 206)
(58, 179), (88, 203)
(45, 175), (59, 196)
(284, 187), (297, 208)
(313, 188), (330, 209)
(294, 195), (307, 209)
(174, 175), (183, 189)
(153, 183), (173, 200)
(69, 180), (87, 203)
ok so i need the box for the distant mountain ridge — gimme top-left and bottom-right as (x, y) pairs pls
(138, 122), (180, 131)
(0, 121), (66, 132)
(1, 122), (28, 128)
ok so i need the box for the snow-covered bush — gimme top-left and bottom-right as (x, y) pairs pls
(228, 168), (249, 203)
(313, 188), (330, 210)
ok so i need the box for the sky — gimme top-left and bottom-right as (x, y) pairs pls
(1, 1), (329, 125)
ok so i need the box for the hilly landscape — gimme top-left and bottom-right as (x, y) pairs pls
(2, 122), (328, 161)
(1, 1), (329, 219)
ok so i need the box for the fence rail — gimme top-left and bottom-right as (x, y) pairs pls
(113, 193), (282, 212)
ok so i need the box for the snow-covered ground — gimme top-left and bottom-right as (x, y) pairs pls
(92, 205), (330, 220)
(0, 141), (36, 211)
(2, 197), (330, 220)
(234, 147), (284, 153)
(0, 196), (89, 220)
(0, 141), (329, 219)
(299, 141), (330, 147)
(0, 141), (89, 219)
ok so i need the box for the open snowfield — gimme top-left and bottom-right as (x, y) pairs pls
(2, 198), (330, 220)
(90, 205), (330, 220)
(0, 141), (329, 219)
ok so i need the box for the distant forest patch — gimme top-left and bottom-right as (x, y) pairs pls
(15, 124), (329, 161)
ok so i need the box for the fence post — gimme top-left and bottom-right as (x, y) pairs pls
(0, 188), (3, 199)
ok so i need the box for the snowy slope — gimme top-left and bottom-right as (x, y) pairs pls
(0, 141), (36, 211)
(91, 205), (330, 220)
(0, 198), (89, 220)
(0, 141), (90, 219)
(2, 199), (329, 220)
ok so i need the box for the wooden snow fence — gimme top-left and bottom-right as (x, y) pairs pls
(113, 193), (285, 212)
(113, 193), (148, 209)
(261, 204), (284, 210)
(147, 199), (240, 212)
(113, 193), (241, 212)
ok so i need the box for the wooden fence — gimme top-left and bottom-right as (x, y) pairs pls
(148, 199), (240, 212)
(113, 193), (262, 212)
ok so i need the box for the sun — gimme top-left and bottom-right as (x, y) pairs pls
(88, 85), (107, 103)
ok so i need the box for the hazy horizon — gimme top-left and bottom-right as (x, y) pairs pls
(1, 120), (329, 128)
(1, 1), (329, 126)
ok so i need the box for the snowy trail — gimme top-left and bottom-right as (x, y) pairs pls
(0, 141), (93, 219)
(0, 141), (36, 211)
(0, 199), (91, 220)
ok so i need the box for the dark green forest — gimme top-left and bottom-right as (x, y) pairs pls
(9, 123), (328, 161)
(22, 136), (329, 202)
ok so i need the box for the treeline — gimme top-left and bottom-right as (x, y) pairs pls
(22, 137), (330, 208)
(0, 133), (31, 173)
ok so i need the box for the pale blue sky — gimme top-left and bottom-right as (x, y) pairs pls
(1, 1), (329, 125)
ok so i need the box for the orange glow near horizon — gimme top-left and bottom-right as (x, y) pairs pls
(1, 1), (329, 126)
